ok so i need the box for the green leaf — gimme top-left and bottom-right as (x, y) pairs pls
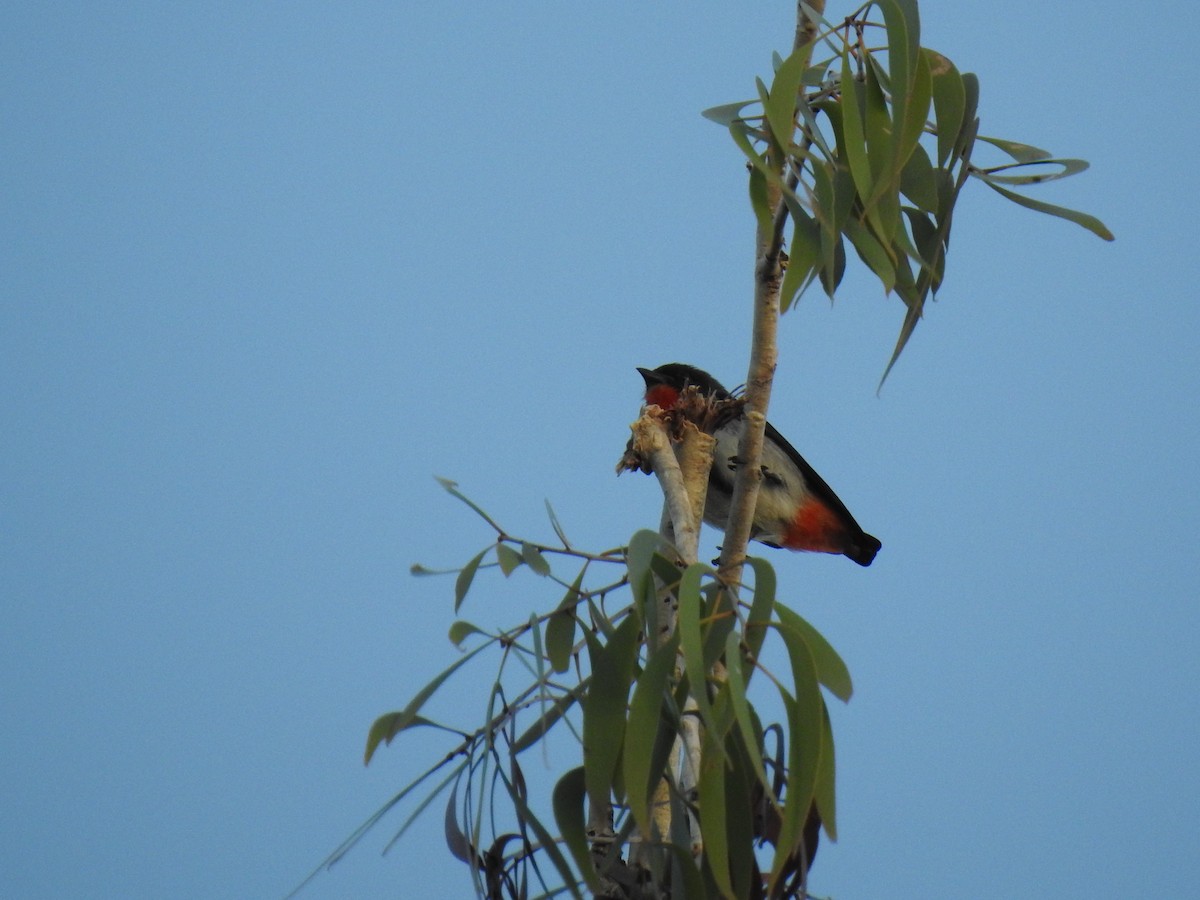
(798, 93), (834, 159)
(975, 156), (1091, 186)
(701, 584), (739, 673)
(876, 0), (919, 153)
(379, 760), (467, 857)
(661, 843), (706, 899)
(779, 207), (821, 311)
(582, 613), (641, 810)
(927, 49), (965, 166)
(765, 37), (817, 152)
(956, 73), (981, 163)
(893, 207), (936, 283)
(722, 630), (771, 801)
(454, 547), (489, 612)
(975, 133), (1052, 163)
(723, 730), (758, 900)
(623, 631), (681, 836)
(886, 0), (921, 75)
(551, 766), (598, 892)
(495, 542), (522, 576)
(878, 294), (924, 390)
(627, 529), (662, 609)
(434, 476), (502, 532)
(748, 164), (774, 237)
(410, 562), (454, 576)
(899, 141), (938, 212)
(768, 623), (823, 885)
(512, 683), (585, 753)
(521, 541), (551, 576)
(863, 54), (893, 186)
(814, 701), (839, 840)
(443, 782), (474, 864)
(697, 740), (734, 899)
(838, 52), (872, 205)
(845, 217), (897, 293)
(775, 604), (853, 702)
(895, 45), (932, 177)
(544, 498), (571, 548)
(742, 557), (777, 675)
(448, 620), (486, 647)
(546, 567), (585, 674)
(982, 180), (1115, 241)
(364, 642), (489, 764)
(677, 563), (718, 739)
(701, 98), (756, 126)
(529, 609), (548, 685)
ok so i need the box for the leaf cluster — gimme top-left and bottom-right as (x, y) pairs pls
(704, 0), (1111, 385)
(295, 482), (851, 900)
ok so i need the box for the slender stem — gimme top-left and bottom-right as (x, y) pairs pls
(718, 2), (824, 586)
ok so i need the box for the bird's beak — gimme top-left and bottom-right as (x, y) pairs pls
(636, 366), (663, 387)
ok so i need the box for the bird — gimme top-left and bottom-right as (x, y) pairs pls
(636, 363), (881, 566)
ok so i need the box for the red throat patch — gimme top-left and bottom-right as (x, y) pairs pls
(644, 384), (680, 410)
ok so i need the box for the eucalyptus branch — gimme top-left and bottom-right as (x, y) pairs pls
(630, 412), (700, 558)
(718, 1), (824, 588)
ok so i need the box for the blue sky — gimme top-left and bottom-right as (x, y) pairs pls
(3, 2), (1197, 897)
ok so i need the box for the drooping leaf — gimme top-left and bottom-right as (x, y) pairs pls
(982, 180), (1115, 241)
(797, 91), (834, 159)
(435, 477), (503, 532)
(512, 682), (585, 754)
(780, 204), (821, 311)
(975, 133), (1052, 163)
(768, 622), (823, 886)
(544, 498), (572, 548)
(956, 73), (981, 163)
(878, 294), (924, 390)
(899, 141), (938, 212)
(774, 604), (854, 702)
(521, 541), (552, 576)
(623, 631), (681, 836)
(814, 700), (839, 841)
(677, 562), (718, 739)
(697, 739), (734, 899)
(845, 217), (897, 293)
(627, 529), (662, 610)
(581, 612), (641, 810)
(927, 49), (965, 166)
(765, 37), (818, 152)
(838, 52), (872, 205)
(529, 609), (548, 693)
(495, 542), (522, 576)
(876, 0), (919, 162)
(448, 620), (487, 647)
(863, 53), (892, 186)
(661, 842), (707, 899)
(443, 782), (475, 865)
(364, 642), (488, 764)
(701, 98), (757, 126)
(894, 44), (932, 179)
(748, 163), (775, 237)
(546, 567), (585, 674)
(742, 557), (777, 674)
(724, 729), (760, 900)
(547, 766), (596, 895)
(454, 547), (489, 611)
(379, 760), (467, 857)
(975, 156), (1091, 186)
(410, 563), (456, 576)
(722, 629), (771, 800)
(701, 584), (739, 673)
